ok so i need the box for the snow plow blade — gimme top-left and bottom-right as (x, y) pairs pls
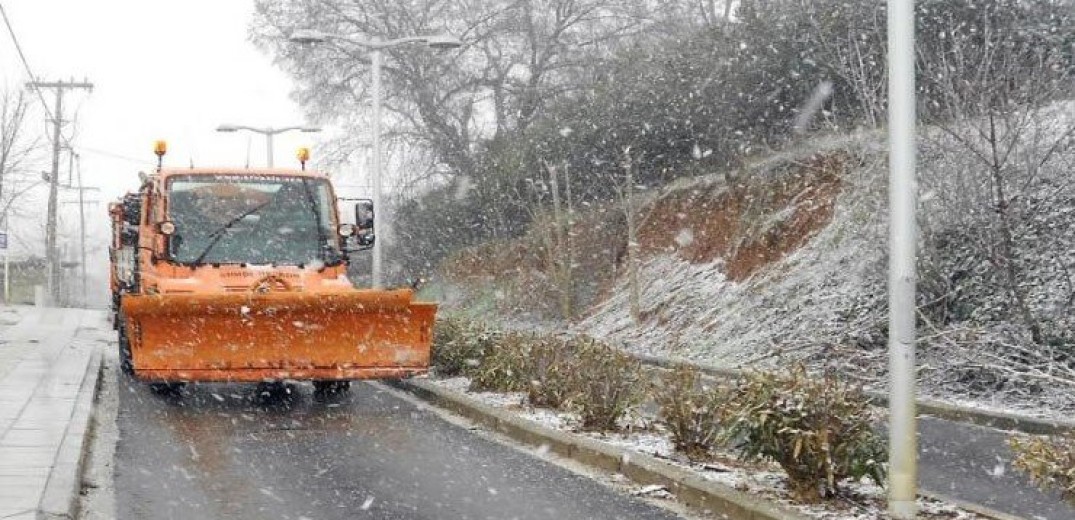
(120, 290), (437, 382)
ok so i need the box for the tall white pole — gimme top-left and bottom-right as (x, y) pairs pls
(887, 0), (918, 517)
(371, 48), (384, 288)
(265, 130), (274, 168)
(3, 215), (8, 303)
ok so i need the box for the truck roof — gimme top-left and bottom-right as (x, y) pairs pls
(155, 168), (328, 180)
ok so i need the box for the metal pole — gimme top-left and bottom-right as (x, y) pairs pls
(45, 86), (63, 305)
(265, 130), (274, 168)
(3, 216), (8, 303)
(886, 0), (918, 517)
(77, 161), (87, 306)
(370, 48), (384, 288)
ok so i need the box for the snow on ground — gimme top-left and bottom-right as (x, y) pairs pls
(428, 376), (987, 520)
(572, 110), (1075, 420)
(576, 145), (890, 377)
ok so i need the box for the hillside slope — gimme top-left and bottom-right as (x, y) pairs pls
(435, 107), (1075, 416)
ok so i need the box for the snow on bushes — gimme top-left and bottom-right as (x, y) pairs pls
(526, 336), (577, 408)
(569, 338), (646, 431)
(655, 363), (732, 460)
(469, 331), (532, 392)
(727, 365), (887, 502)
(435, 319), (892, 504)
(430, 317), (495, 377)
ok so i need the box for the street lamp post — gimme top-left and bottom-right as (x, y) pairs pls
(886, 0), (918, 518)
(288, 29), (462, 289)
(216, 124), (322, 168)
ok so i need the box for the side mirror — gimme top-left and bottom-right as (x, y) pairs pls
(122, 196), (141, 226)
(353, 199), (376, 248)
(355, 199), (374, 231)
(337, 198), (376, 252)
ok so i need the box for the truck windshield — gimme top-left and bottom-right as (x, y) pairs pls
(166, 175), (336, 266)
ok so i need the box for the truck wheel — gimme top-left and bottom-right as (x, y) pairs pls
(149, 382), (185, 395)
(313, 381), (350, 395)
(117, 321), (134, 376)
(255, 381), (292, 401)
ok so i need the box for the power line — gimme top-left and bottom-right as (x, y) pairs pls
(1, 5), (152, 174)
(77, 146), (155, 166)
(0, 2), (62, 148)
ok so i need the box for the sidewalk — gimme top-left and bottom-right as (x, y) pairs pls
(0, 306), (106, 520)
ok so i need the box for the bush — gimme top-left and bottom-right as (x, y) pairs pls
(656, 364), (731, 460)
(728, 366), (886, 502)
(430, 317), (495, 376)
(569, 339), (645, 431)
(526, 337), (577, 408)
(1010, 433), (1075, 501)
(469, 332), (532, 392)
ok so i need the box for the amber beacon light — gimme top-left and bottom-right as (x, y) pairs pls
(297, 147), (310, 170)
(153, 140), (168, 170)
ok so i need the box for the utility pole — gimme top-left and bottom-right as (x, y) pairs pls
(62, 153), (98, 307)
(27, 79), (93, 305)
(61, 193), (99, 307)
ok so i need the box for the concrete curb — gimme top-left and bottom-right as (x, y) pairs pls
(393, 378), (812, 520)
(634, 354), (1075, 436)
(919, 491), (1028, 520)
(37, 345), (102, 520)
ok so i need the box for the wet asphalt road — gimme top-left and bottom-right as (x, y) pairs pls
(113, 377), (683, 520)
(918, 416), (1075, 520)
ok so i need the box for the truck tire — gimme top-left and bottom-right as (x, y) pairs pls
(149, 382), (185, 395)
(117, 320), (134, 376)
(313, 381), (350, 395)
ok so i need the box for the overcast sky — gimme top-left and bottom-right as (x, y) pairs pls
(1, 0), (333, 260)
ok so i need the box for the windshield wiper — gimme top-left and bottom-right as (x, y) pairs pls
(189, 200), (271, 266)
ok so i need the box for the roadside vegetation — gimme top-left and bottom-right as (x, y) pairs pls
(1010, 433), (1075, 503)
(432, 318), (887, 503)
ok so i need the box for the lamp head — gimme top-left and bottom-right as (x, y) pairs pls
(289, 29), (328, 44)
(424, 34), (463, 50)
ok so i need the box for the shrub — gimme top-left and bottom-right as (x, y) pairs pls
(656, 364), (731, 460)
(569, 338), (645, 431)
(430, 317), (494, 376)
(526, 336), (577, 408)
(728, 365), (886, 502)
(469, 332), (532, 392)
(1010, 433), (1075, 501)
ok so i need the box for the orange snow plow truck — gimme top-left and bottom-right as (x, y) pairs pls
(107, 143), (436, 389)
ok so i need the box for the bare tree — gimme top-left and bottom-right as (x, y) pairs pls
(918, 1), (1075, 348)
(252, 0), (664, 180)
(619, 147), (641, 325)
(0, 85), (42, 228)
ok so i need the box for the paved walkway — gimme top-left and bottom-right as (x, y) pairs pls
(0, 306), (106, 520)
